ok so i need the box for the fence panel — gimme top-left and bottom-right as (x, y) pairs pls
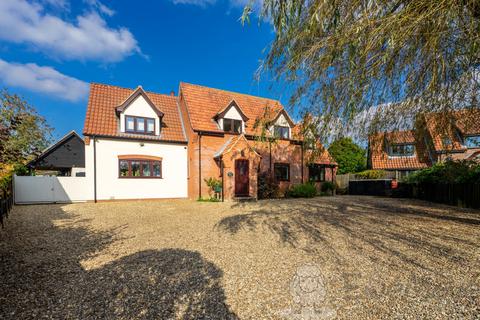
(14, 175), (89, 204)
(413, 183), (480, 209)
(0, 180), (14, 228)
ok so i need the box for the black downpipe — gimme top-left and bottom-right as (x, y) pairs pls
(93, 136), (97, 203)
(198, 133), (202, 199)
(269, 140), (272, 175)
(301, 144), (304, 182)
(220, 156), (224, 202)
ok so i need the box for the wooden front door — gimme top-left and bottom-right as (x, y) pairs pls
(235, 159), (249, 197)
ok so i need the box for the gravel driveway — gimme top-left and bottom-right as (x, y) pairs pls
(1, 196), (479, 319)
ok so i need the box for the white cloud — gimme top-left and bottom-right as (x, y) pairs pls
(0, 0), (139, 62)
(42, 0), (69, 10)
(0, 59), (89, 102)
(84, 0), (115, 16)
(171, 0), (217, 7)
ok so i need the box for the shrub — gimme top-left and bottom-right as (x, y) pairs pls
(321, 181), (335, 193)
(285, 182), (317, 198)
(258, 172), (280, 199)
(355, 170), (386, 180)
(204, 177), (222, 198)
(406, 160), (480, 184)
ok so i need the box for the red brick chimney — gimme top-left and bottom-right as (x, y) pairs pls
(170, 90), (175, 96)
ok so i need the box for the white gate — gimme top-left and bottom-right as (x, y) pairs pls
(14, 175), (90, 204)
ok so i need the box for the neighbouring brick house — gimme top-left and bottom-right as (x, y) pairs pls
(83, 82), (337, 201)
(368, 109), (480, 178)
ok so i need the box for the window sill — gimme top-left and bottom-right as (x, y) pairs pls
(124, 131), (156, 136)
(118, 176), (163, 179)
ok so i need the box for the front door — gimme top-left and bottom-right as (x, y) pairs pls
(235, 159), (249, 197)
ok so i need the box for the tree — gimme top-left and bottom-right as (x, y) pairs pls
(243, 1), (480, 139)
(0, 89), (52, 164)
(328, 138), (366, 174)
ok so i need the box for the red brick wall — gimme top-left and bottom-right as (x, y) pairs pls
(177, 91), (337, 200)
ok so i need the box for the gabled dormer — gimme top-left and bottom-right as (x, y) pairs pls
(116, 86), (164, 136)
(214, 100), (249, 134)
(270, 109), (295, 139)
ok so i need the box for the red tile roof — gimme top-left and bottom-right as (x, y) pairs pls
(369, 130), (431, 170)
(83, 83), (186, 142)
(179, 82), (285, 135)
(424, 109), (480, 152)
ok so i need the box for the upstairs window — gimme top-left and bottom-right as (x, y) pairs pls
(274, 126), (290, 139)
(223, 118), (242, 134)
(442, 136), (452, 148)
(308, 164), (325, 182)
(125, 116), (155, 135)
(119, 159), (162, 178)
(274, 163), (290, 181)
(389, 144), (414, 156)
(464, 135), (480, 148)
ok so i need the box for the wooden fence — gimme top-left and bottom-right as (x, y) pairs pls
(411, 183), (480, 209)
(0, 179), (14, 228)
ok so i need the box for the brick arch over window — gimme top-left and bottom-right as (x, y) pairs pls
(118, 155), (163, 161)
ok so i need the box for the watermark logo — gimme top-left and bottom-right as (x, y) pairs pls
(279, 263), (336, 320)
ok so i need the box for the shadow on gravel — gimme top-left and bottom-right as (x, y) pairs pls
(217, 197), (479, 270)
(0, 205), (237, 320)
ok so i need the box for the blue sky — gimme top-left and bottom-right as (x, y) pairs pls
(0, 0), (286, 139)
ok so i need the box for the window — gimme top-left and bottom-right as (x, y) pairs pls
(119, 159), (162, 178)
(442, 137), (452, 148)
(389, 144), (415, 156)
(308, 164), (325, 182)
(274, 126), (290, 139)
(125, 116), (155, 134)
(223, 118), (242, 133)
(464, 135), (480, 148)
(274, 163), (290, 181)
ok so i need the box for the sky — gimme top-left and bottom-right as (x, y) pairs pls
(0, 0), (284, 140)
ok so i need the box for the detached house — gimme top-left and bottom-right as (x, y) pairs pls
(83, 82), (337, 201)
(368, 109), (480, 177)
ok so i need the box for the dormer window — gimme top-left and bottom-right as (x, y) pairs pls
(274, 125), (290, 139)
(389, 144), (415, 156)
(125, 116), (155, 134)
(464, 135), (480, 148)
(223, 118), (242, 134)
(116, 86), (164, 136)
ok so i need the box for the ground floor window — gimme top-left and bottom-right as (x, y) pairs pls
(274, 163), (290, 181)
(119, 159), (162, 178)
(308, 164), (325, 182)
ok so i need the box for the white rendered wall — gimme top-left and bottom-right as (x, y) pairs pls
(85, 138), (188, 200)
(119, 95), (161, 135)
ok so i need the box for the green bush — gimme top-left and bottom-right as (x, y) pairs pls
(285, 182), (317, 198)
(258, 172), (280, 199)
(355, 170), (386, 180)
(321, 181), (335, 193)
(406, 160), (480, 184)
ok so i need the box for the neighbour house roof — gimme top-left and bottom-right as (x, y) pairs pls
(28, 130), (85, 169)
(179, 82), (285, 135)
(424, 109), (480, 152)
(369, 130), (431, 170)
(84, 83), (186, 142)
